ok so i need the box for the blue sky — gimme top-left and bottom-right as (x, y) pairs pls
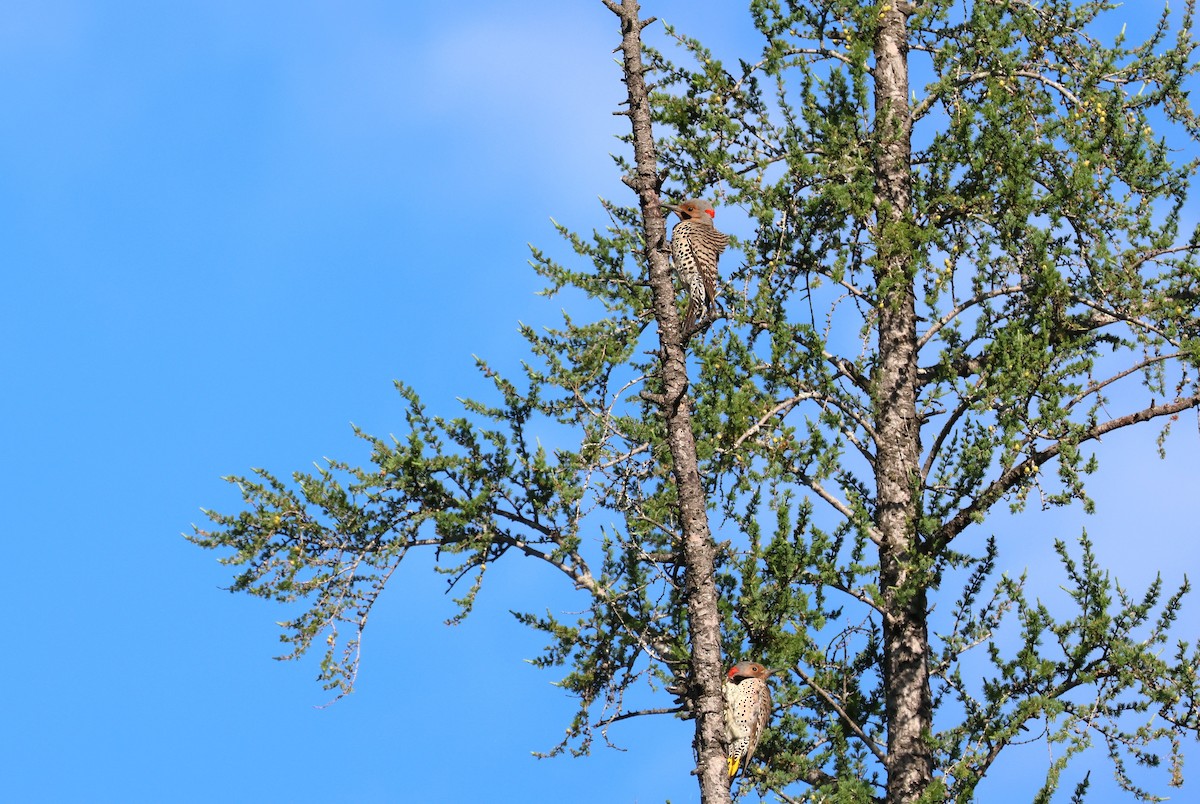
(2, 2), (1196, 802)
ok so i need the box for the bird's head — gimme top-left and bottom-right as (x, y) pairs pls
(727, 661), (780, 682)
(664, 199), (717, 221)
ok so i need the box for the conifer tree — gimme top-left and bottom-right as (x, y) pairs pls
(191, 1), (1200, 801)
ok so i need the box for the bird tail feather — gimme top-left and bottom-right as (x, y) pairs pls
(683, 295), (702, 334)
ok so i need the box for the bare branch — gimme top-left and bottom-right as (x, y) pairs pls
(595, 705), (683, 727)
(794, 662), (888, 766)
(913, 69), (1082, 121)
(918, 284), (1023, 351)
(728, 394), (816, 452)
(932, 393), (1200, 549)
(1064, 352), (1182, 410)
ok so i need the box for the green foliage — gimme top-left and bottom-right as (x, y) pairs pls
(190, 0), (1200, 799)
(930, 534), (1200, 801)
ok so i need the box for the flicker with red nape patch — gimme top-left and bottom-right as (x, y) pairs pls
(664, 199), (728, 334)
(724, 661), (775, 783)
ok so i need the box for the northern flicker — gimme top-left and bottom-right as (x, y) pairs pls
(664, 199), (729, 333)
(724, 661), (775, 783)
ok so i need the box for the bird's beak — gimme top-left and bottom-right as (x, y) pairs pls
(767, 667), (786, 677)
(662, 202), (680, 213)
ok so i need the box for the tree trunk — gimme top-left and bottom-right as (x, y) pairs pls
(603, 1), (731, 802)
(872, 6), (933, 803)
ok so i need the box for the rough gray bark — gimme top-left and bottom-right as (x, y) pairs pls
(602, 2), (731, 802)
(871, 5), (934, 802)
